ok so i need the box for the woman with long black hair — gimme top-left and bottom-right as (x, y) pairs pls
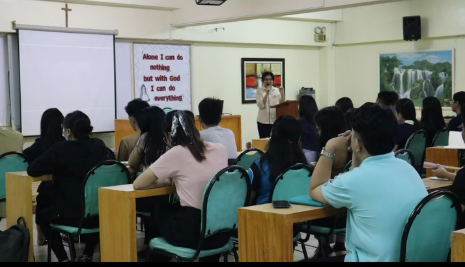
(248, 116), (308, 205)
(394, 98), (421, 151)
(133, 110), (230, 262)
(299, 95), (319, 163)
(129, 106), (167, 172)
(421, 97), (445, 147)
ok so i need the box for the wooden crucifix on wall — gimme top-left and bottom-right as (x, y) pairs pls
(61, 4), (72, 27)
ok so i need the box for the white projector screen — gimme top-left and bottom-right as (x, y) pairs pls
(18, 30), (116, 136)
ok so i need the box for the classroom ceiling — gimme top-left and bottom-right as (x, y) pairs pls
(34, 0), (407, 26)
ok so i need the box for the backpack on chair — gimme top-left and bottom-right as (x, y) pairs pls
(0, 217), (30, 262)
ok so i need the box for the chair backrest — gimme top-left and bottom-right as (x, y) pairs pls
(235, 149), (264, 170)
(201, 166), (250, 238)
(270, 163), (313, 202)
(432, 129), (449, 147)
(405, 130), (427, 173)
(395, 149), (416, 169)
(82, 161), (130, 218)
(401, 191), (463, 262)
(0, 152), (29, 200)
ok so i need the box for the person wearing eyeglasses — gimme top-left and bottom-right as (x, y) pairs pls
(256, 71), (285, 138)
(447, 92), (465, 132)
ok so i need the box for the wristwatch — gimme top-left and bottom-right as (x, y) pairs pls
(321, 147), (335, 160)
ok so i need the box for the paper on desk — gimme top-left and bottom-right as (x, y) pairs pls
(429, 177), (450, 181)
(446, 131), (465, 148)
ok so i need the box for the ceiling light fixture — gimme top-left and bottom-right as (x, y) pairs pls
(195, 0), (227, 6)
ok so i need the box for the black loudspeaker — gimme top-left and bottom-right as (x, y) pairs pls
(403, 16), (421, 41)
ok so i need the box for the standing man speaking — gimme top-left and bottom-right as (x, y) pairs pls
(256, 71), (285, 138)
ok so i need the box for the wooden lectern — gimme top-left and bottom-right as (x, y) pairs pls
(272, 100), (300, 118)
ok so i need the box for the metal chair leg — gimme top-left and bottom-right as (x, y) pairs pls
(233, 249), (239, 262)
(223, 252), (229, 262)
(47, 231), (52, 262)
(67, 234), (77, 262)
(300, 241), (309, 260)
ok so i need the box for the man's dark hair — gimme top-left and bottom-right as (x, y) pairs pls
(261, 72), (275, 83)
(377, 91), (392, 107)
(198, 98), (223, 126)
(454, 92), (465, 106)
(335, 97), (354, 114)
(461, 105), (465, 125)
(125, 99), (150, 125)
(351, 103), (398, 156)
(390, 91), (399, 106)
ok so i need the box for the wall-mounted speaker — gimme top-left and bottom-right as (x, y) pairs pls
(403, 16), (421, 41)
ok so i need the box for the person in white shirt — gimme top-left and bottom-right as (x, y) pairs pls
(198, 98), (238, 160)
(256, 71), (285, 138)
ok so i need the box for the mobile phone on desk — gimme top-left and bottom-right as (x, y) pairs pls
(272, 200), (291, 209)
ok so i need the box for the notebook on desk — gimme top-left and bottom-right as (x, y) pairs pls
(289, 195), (324, 207)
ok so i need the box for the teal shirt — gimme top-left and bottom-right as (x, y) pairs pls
(322, 152), (428, 262)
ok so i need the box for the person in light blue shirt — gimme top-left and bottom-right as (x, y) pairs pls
(309, 103), (428, 262)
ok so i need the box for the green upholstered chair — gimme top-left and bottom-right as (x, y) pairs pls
(148, 166), (250, 262)
(0, 152), (29, 220)
(235, 149), (264, 171)
(400, 191), (462, 262)
(405, 130), (427, 175)
(432, 129), (449, 147)
(395, 149), (416, 169)
(48, 161), (130, 262)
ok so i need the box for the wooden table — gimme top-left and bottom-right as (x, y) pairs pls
(425, 147), (463, 177)
(252, 139), (269, 152)
(99, 185), (176, 262)
(116, 115), (243, 152)
(238, 178), (452, 262)
(6, 172), (52, 262)
(452, 229), (465, 262)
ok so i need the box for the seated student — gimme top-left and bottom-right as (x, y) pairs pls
(128, 106), (166, 172)
(248, 116), (308, 205)
(344, 108), (358, 130)
(28, 111), (113, 262)
(421, 97), (445, 147)
(299, 95), (319, 163)
(335, 97), (354, 115)
(376, 91), (392, 111)
(394, 99), (420, 151)
(314, 107), (350, 177)
(448, 92), (465, 132)
(117, 99), (150, 161)
(23, 108), (65, 246)
(198, 98), (237, 160)
(309, 104), (428, 262)
(0, 126), (23, 155)
(432, 105), (465, 214)
(390, 91), (399, 114)
(133, 111), (229, 262)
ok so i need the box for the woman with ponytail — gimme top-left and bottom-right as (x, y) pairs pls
(28, 111), (113, 262)
(133, 110), (229, 262)
(395, 98), (421, 151)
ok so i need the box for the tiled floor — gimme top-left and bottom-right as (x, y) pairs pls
(0, 217), (321, 262)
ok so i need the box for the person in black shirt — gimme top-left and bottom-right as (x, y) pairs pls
(299, 95), (319, 163)
(447, 92), (465, 132)
(23, 108), (65, 246)
(421, 97), (445, 147)
(335, 97), (354, 115)
(394, 99), (420, 151)
(28, 111), (113, 262)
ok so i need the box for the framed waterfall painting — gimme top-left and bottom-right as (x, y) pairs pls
(379, 50), (454, 107)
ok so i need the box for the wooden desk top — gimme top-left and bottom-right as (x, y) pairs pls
(424, 177), (453, 192)
(99, 184), (176, 199)
(428, 146), (465, 151)
(7, 171), (52, 182)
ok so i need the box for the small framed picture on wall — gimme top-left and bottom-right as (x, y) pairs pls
(241, 58), (285, 104)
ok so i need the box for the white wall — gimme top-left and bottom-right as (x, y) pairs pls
(327, 0), (465, 117)
(191, 43), (320, 148)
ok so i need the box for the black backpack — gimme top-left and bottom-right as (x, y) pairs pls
(0, 217), (30, 262)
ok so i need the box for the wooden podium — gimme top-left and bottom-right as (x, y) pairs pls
(272, 100), (300, 118)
